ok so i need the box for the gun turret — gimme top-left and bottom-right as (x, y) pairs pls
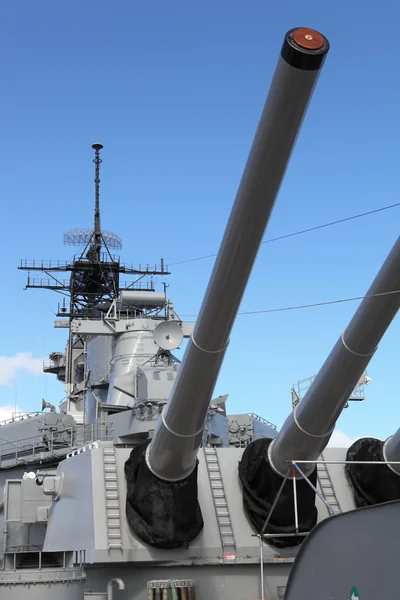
(269, 234), (400, 477)
(124, 27), (330, 549)
(239, 235), (400, 547)
(344, 422), (400, 510)
(147, 27), (330, 483)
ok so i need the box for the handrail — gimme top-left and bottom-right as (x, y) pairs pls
(0, 422), (114, 464)
(0, 412), (42, 427)
(248, 413), (277, 431)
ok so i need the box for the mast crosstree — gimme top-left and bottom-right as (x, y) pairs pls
(18, 143), (169, 321)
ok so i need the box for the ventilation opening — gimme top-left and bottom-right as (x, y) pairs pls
(15, 552), (65, 569)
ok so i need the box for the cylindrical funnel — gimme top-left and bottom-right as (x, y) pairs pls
(270, 235), (400, 478)
(147, 27), (330, 481)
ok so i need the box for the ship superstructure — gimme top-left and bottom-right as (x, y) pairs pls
(17, 143), (277, 451)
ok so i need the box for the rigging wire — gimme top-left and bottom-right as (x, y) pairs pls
(169, 202), (400, 266)
(179, 289), (400, 319)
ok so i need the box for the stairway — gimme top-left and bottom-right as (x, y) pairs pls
(103, 447), (123, 550)
(317, 453), (342, 515)
(204, 447), (236, 562)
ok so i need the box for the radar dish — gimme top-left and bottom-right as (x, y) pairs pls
(154, 321), (184, 351)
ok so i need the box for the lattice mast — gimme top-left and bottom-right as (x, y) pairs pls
(18, 143), (170, 402)
(19, 143), (169, 320)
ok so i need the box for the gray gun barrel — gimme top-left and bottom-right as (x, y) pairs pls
(146, 27), (330, 481)
(384, 427), (400, 475)
(269, 234), (400, 478)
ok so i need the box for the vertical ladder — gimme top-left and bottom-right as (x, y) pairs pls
(204, 447), (236, 562)
(103, 447), (123, 550)
(317, 452), (342, 514)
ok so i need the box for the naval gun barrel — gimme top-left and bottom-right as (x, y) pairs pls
(147, 27), (330, 481)
(269, 234), (400, 478)
(384, 426), (400, 475)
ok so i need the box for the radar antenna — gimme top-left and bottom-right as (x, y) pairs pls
(63, 143), (123, 255)
(92, 142), (103, 259)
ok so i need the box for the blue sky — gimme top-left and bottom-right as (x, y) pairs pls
(0, 0), (398, 444)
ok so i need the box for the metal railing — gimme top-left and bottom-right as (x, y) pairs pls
(19, 259), (70, 269)
(73, 252), (119, 263)
(43, 356), (66, 370)
(248, 413), (277, 432)
(20, 254), (119, 269)
(26, 278), (70, 288)
(19, 257), (170, 273)
(119, 280), (155, 290)
(0, 411), (42, 427)
(119, 261), (169, 273)
(0, 422), (113, 464)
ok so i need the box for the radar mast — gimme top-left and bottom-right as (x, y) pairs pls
(19, 143), (170, 408)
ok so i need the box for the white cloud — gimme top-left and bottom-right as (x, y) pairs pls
(0, 404), (22, 422)
(328, 430), (362, 448)
(0, 353), (45, 386)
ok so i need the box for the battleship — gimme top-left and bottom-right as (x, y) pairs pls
(0, 26), (399, 600)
